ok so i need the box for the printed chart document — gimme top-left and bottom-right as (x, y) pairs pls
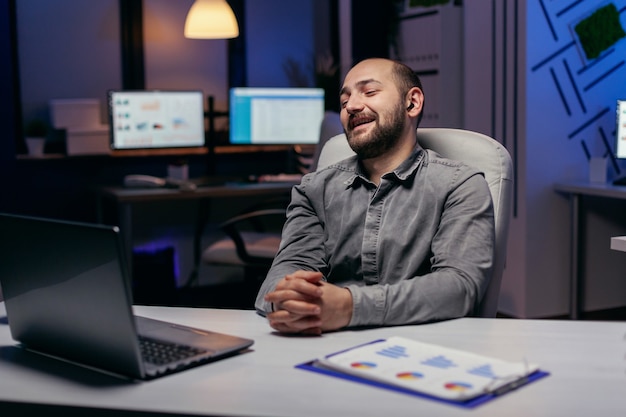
(297, 337), (548, 407)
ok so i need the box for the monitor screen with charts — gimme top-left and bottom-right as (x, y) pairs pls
(229, 87), (325, 145)
(108, 90), (206, 151)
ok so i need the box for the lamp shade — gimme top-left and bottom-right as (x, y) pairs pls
(184, 0), (239, 39)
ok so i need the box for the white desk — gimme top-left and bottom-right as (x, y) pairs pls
(555, 181), (626, 319)
(1, 303), (625, 416)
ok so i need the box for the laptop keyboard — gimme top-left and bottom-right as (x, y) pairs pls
(139, 336), (208, 365)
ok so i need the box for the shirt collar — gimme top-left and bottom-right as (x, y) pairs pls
(342, 145), (425, 187)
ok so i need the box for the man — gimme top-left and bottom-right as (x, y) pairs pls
(255, 58), (495, 335)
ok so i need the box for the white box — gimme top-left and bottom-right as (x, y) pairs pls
(167, 163), (189, 181)
(66, 125), (111, 156)
(610, 236), (626, 252)
(50, 99), (102, 129)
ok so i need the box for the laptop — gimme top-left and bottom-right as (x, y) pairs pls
(0, 213), (253, 380)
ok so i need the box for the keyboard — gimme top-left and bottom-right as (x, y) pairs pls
(138, 336), (208, 365)
(255, 173), (303, 183)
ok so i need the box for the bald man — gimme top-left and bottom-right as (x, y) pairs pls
(255, 58), (494, 334)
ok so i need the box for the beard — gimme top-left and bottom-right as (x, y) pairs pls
(346, 101), (406, 160)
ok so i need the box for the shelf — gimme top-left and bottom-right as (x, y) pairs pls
(214, 145), (302, 154)
(15, 145), (302, 160)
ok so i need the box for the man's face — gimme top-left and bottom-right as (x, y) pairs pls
(339, 59), (406, 159)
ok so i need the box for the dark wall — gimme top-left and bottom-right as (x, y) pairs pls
(351, 0), (392, 63)
(0, 0), (206, 222)
(0, 0), (22, 215)
(0, 1), (291, 223)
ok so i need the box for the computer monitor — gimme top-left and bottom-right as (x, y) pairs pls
(615, 99), (626, 159)
(108, 90), (206, 152)
(610, 99), (626, 185)
(229, 87), (325, 145)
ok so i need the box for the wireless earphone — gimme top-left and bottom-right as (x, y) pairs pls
(406, 103), (414, 111)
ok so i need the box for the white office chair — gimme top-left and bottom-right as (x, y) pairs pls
(309, 111), (343, 171)
(316, 128), (514, 318)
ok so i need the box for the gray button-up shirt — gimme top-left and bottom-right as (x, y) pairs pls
(255, 146), (495, 327)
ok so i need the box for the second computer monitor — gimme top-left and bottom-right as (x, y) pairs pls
(108, 90), (206, 152)
(615, 99), (626, 159)
(229, 87), (325, 145)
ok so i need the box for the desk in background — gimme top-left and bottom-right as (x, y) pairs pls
(97, 181), (297, 286)
(555, 181), (626, 319)
(1, 303), (625, 416)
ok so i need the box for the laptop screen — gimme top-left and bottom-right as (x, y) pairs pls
(229, 87), (325, 145)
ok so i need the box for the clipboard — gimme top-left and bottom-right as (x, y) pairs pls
(296, 337), (549, 409)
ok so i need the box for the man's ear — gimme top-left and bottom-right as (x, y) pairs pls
(406, 87), (424, 115)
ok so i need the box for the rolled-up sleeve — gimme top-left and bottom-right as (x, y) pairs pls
(254, 175), (328, 314)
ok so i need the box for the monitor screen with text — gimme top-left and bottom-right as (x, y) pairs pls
(229, 87), (325, 145)
(616, 99), (626, 159)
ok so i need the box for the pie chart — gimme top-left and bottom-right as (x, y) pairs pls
(396, 371), (424, 380)
(350, 362), (377, 369)
(444, 381), (473, 391)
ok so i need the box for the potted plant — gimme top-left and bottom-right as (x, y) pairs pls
(24, 119), (48, 157)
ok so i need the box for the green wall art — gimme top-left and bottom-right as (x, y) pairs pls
(574, 3), (625, 60)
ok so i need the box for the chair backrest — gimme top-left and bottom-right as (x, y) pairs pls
(316, 128), (514, 318)
(310, 111), (344, 172)
(293, 111), (344, 174)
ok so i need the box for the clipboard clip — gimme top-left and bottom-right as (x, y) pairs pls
(484, 358), (532, 396)
(488, 375), (530, 396)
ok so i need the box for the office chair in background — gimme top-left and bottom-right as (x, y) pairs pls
(316, 128), (514, 318)
(200, 112), (344, 296)
(200, 201), (286, 285)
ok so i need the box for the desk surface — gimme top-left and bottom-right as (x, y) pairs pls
(1, 303), (625, 417)
(100, 181), (298, 203)
(555, 181), (626, 199)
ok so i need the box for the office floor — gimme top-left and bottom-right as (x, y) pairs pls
(497, 307), (626, 321)
(129, 250), (626, 318)
(132, 258), (261, 310)
(574, 307), (626, 321)
(176, 281), (261, 310)
(139, 278), (626, 320)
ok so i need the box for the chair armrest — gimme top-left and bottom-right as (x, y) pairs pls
(218, 209), (286, 265)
